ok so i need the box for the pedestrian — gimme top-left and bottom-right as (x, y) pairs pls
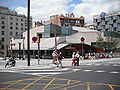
(58, 52), (64, 68)
(5, 56), (10, 68)
(72, 52), (76, 66)
(52, 50), (59, 67)
(75, 51), (80, 66)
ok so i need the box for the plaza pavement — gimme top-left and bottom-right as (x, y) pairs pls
(0, 57), (120, 70)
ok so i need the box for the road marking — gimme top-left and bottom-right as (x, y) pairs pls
(109, 71), (119, 74)
(113, 65), (120, 67)
(83, 70), (93, 72)
(72, 69), (81, 71)
(22, 76), (44, 89)
(85, 64), (92, 65)
(95, 70), (105, 73)
(42, 78), (56, 90)
(21, 69), (69, 72)
(94, 64), (101, 66)
(27, 72), (62, 75)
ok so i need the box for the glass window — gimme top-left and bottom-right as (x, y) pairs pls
(21, 28), (23, 30)
(16, 23), (18, 26)
(16, 18), (18, 21)
(1, 21), (5, 24)
(1, 31), (4, 35)
(10, 26), (13, 30)
(16, 27), (18, 30)
(10, 17), (13, 20)
(1, 26), (5, 29)
(16, 32), (18, 35)
(21, 23), (23, 26)
(1, 38), (4, 42)
(1, 16), (5, 19)
(21, 19), (23, 21)
(10, 31), (13, 35)
(10, 22), (13, 25)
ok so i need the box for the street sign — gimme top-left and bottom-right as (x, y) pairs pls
(81, 37), (85, 42)
(32, 36), (37, 42)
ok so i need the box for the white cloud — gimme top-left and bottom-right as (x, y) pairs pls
(15, 0), (120, 23)
(73, 0), (120, 23)
(16, 0), (70, 21)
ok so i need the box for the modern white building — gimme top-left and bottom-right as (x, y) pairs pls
(11, 25), (104, 58)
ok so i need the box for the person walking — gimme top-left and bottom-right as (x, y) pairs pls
(72, 52), (76, 66)
(5, 56), (10, 68)
(58, 52), (64, 68)
(75, 51), (80, 66)
(52, 50), (59, 67)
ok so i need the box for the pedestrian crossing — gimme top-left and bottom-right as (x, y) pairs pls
(81, 62), (120, 67)
(0, 66), (76, 76)
(1, 61), (120, 76)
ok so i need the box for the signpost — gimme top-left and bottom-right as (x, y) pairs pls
(32, 36), (37, 42)
(32, 36), (40, 65)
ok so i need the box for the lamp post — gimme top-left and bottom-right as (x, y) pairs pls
(10, 40), (15, 58)
(22, 37), (25, 60)
(27, 0), (30, 66)
(18, 42), (21, 59)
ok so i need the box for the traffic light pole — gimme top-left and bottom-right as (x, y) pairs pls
(38, 40), (40, 65)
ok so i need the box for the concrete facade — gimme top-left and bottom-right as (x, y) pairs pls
(0, 6), (32, 56)
(93, 11), (120, 34)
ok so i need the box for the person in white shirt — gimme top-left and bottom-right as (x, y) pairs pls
(75, 51), (80, 66)
(52, 50), (59, 67)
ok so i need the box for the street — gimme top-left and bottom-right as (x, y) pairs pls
(0, 58), (120, 90)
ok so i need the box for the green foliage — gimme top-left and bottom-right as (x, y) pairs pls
(96, 33), (119, 52)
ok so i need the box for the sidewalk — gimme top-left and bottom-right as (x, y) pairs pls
(0, 57), (120, 70)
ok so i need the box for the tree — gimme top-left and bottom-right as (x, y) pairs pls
(96, 33), (119, 52)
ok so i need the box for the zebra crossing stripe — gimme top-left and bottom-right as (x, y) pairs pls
(109, 72), (119, 74)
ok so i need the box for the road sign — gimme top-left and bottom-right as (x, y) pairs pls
(81, 37), (85, 42)
(32, 36), (37, 42)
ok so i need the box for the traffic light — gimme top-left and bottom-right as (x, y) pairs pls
(37, 34), (42, 42)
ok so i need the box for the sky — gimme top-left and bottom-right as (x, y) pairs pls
(0, 0), (120, 24)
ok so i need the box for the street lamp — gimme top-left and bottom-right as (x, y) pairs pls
(22, 37), (25, 60)
(27, 0), (30, 66)
(10, 40), (15, 57)
(18, 42), (21, 59)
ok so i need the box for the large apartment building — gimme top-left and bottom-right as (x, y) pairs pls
(0, 6), (32, 56)
(93, 11), (120, 33)
(50, 13), (85, 27)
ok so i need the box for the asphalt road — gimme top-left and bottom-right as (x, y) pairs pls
(0, 59), (120, 90)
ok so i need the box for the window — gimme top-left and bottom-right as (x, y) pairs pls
(16, 27), (18, 30)
(1, 38), (4, 42)
(16, 23), (18, 26)
(1, 31), (4, 35)
(16, 32), (18, 35)
(1, 21), (5, 24)
(1, 26), (5, 29)
(21, 28), (23, 30)
(10, 22), (13, 25)
(10, 17), (13, 20)
(1, 16), (5, 19)
(21, 19), (23, 21)
(10, 26), (13, 30)
(25, 28), (27, 30)
(21, 23), (23, 26)
(10, 31), (13, 35)
(16, 18), (18, 21)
